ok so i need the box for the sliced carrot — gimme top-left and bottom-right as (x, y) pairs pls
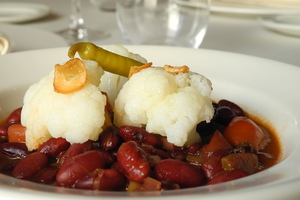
(223, 116), (267, 150)
(201, 130), (232, 159)
(8, 124), (26, 143)
(133, 177), (162, 191)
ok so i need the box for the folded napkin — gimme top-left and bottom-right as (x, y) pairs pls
(212, 0), (300, 8)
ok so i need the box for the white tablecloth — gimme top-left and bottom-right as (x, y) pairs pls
(0, 0), (299, 67)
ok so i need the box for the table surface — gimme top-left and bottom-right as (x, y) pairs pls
(0, 0), (299, 67)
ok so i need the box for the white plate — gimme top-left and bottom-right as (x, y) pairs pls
(210, 1), (300, 15)
(0, 2), (50, 23)
(259, 15), (300, 37)
(0, 46), (300, 200)
(0, 24), (68, 52)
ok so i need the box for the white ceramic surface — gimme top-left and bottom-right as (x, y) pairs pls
(259, 15), (300, 37)
(0, 2), (50, 23)
(0, 46), (300, 200)
(0, 24), (68, 52)
(210, 1), (300, 15)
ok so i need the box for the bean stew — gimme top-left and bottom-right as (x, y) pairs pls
(0, 99), (281, 191)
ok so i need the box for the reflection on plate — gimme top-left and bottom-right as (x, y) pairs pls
(0, 46), (300, 200)
(0, 24), (68, 52)
(0, 2), (50, 23)
(210, 0), (300, 15)
(259, 15), (300, 37)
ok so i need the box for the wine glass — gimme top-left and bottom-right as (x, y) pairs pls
(58, 0), (110, 44)
(116, 0), (210, 48)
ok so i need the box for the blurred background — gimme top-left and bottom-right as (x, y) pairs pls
(0, 0), (299, 66)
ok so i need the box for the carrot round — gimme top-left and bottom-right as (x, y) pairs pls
(8, 124), (26, 143)
(223, 116), (267, 150)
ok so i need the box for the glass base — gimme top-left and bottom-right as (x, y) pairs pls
(57, 28), (110, 44)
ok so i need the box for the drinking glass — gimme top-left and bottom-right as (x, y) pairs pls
(116, 0), (210, 48)
(58, 0), (110, 44)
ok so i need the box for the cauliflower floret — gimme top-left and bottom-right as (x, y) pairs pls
(104, 45), (147, 64)
(100, 45), (147, 103)
(21, 60), (106, 151)
(113, 67), (214, 146)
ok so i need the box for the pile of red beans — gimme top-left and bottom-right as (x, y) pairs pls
(0, 99), (279, 191)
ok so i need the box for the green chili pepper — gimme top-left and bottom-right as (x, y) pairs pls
(68, 42), (145, 77)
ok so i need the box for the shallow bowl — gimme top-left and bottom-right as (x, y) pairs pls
(0, 46), (299, 200)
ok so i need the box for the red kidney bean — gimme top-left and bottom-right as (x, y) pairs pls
(0, 142), (30, 158)
(159, 137), (176, 151)
(37, 138), (70, 157)
(0, 123), (10, 137)
(117, 141), (150, 183)
(218, 99), (245, 116)
(59, 140), (93, 165)
(154, 159), (204, 188)
(96, 126), (122, 151)
(215, 106), (236, 126)
(161, 181), (180, 190)
(12, 152), (48, 179)
(146, 154), (162, 168)
(206, 169), (249, 185)
(97, 149), (115, 167)
(197, 104), (218, 138)
(201, 149), (229, 180)
(36, 166), (59, 184)
(187, 143), (202, 155)
(140, 144), (169, 159)
(119, 126), (161, 147)
(56, 150), (106, 187)
(0, 153), (20, 171)
(169, 149), (186, 161)
(0, 137), (8, 144)
(75, 168), (125, 191)
(6, 107), (22, 124)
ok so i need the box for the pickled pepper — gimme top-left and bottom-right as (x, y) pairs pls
(68, 42), (145, 77)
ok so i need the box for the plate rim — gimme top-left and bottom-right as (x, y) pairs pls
(0, 23), (68, 52)
(210, 2), (300, 15)
(258, 15), (300, 36)
(0, 2), (50, 23)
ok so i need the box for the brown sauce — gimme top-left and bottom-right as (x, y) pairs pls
(250, 114), (282, 169)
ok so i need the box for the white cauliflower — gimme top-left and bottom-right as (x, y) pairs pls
(21, 60), (106, 151)
(113, 67), (214, 146)
(21, 45), (147, 151)
(100, 45), (147, 103)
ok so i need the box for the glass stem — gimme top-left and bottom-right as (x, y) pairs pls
(69, 0), (88, 40)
